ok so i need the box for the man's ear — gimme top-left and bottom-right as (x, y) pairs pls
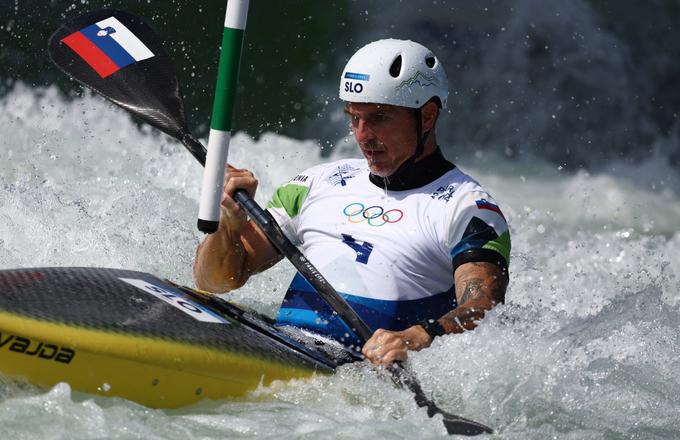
(421, 101), (439, 131)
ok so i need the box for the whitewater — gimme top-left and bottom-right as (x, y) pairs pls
(1, 83), (679, 439)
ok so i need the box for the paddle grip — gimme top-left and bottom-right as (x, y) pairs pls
(198, 2), (249, 234)
(180, 133), (219, 234)
(233, 189), (271, 227)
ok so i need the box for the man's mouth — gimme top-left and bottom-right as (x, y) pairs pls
(362, 149), (386, 162)
(361, 146), (385, 155)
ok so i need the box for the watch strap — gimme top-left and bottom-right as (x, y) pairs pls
(419, 318), (446, 339)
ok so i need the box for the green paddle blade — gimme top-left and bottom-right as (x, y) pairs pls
(48, 9), (205, 164)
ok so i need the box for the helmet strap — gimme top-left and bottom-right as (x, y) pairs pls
(400, 107), (430, 169)
(413, 107), (428, 162)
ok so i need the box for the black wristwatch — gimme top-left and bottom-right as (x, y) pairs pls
(418, 318), (446, 339)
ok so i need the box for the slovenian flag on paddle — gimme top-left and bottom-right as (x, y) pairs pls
(62, 16), (154, 78)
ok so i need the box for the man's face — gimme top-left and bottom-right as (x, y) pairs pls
(345, 102), (417, 177)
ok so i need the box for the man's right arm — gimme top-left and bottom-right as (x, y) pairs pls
(193, 167), (282, 293)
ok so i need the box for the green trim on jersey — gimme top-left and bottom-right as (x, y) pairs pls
(267, 184), (310, 219)
(482, 231), (511, 266)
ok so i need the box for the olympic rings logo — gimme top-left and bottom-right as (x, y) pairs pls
(343, 202), (404, 227)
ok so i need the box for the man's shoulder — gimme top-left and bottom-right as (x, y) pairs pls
(427, 167), (489, 203)
(429, 166), (509, 227)
(445, 166), (485, 187)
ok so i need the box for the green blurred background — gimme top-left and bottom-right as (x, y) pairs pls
(2, 0), (679, 166)
(1, 0), (351, 142)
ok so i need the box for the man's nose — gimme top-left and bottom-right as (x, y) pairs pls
(354, 119), (375, 144)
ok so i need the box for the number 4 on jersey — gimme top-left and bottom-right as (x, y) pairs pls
(341, 234), (374, 264)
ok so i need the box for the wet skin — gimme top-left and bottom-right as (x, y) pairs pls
(344, 102), (438, 177)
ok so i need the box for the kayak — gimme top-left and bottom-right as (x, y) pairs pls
(0, 267), (355, 408)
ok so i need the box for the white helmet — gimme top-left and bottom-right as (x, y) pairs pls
(339, 39), (448, 109)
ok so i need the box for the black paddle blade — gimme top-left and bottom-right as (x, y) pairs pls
(389, 363), (493, 436)
(48, 9), (203, 161)
(440, 412), (494, 436)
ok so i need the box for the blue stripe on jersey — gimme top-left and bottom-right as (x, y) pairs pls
(80, 24), (136, 68)
(275, 273), (456, 348)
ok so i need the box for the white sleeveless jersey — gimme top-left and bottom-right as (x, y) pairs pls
(266, 158), (510, 348)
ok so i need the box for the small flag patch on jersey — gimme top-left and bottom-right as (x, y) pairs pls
(62, 16), (154, 78)
(475, 198), (505, 219)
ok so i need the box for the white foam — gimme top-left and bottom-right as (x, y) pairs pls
(1, 84), (679, 438)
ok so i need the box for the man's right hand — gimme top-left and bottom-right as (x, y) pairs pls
(219, 164), (259, 233)
(194, 165), (281, 293)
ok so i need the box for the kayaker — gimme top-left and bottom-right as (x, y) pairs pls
(194, 39), (510, 366)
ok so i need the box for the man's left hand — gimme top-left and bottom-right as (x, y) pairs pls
(362, 326), (432, 366)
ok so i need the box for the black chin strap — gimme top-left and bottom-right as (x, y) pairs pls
(405, 107), (428, 168)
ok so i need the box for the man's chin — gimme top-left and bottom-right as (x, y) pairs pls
(367, 165), (393, 178)
(364, 156), (403, 178)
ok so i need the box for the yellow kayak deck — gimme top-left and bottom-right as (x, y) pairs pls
(0, 267), (340, 408)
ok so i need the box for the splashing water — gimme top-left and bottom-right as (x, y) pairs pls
(1, 85), (679, 439)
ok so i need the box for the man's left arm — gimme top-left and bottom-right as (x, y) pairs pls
(361, 261), (507, 365)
